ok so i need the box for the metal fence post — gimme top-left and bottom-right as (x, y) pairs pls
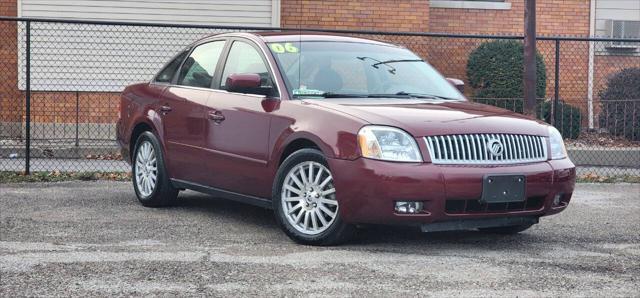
(553, 38), (560, 127)
(76, 91), (80, 147)
(523, 0), (537, 116)
(25, 20), (31, 175)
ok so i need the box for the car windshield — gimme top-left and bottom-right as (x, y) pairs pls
(268, 41), (464, 100)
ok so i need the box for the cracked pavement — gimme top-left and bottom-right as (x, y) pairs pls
(1, 181), (639, 296)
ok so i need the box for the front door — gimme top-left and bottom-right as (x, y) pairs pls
(203, 39), (278, 197)
(161, 40), (226, 184)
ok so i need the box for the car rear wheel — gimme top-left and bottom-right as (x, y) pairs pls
(132, 131), (178, 207)
(273, 148), (355, 246)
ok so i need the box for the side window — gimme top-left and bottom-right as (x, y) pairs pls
(177, 41), (225, 88)
(155, 51), (187, 83)
(220, 41), (273, 91)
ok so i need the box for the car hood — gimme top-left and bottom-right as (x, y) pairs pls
(303, 98), (549, 137)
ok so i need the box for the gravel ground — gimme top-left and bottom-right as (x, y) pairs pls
(1, 182), (639, 297)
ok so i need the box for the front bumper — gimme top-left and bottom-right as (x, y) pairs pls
(327, 157), (576, 226)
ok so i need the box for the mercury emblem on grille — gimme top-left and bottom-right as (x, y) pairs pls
(486, 138), (504, 157)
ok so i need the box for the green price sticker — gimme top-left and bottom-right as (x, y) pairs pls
(270, 43), (299, 54)
(270, 43), (285, 53)
(284, 42), (299, 53)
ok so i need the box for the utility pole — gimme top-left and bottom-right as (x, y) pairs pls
(523, 0), (536, 116)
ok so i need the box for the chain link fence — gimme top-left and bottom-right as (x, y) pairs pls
(1, 18), (638, 177)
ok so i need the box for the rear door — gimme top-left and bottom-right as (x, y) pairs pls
(161, 40), (226, 184)
(202, 39), (279, 197)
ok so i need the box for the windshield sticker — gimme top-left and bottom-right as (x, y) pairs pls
(293, 86), (324, 96)
(270, 43), (285, 53)
(270, 43), (299, 54)
(284, 43), (299, 53)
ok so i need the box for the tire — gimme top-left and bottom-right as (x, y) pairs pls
(479, 224), (533, 234)
(273, 148), (355, 246)
(132, 131), (178, 207)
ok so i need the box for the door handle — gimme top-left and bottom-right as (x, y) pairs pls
(160, 105), (172, 113)
(208, 111), (225, 123)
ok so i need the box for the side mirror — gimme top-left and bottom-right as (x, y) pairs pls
(446, 78), (465, 93)
(226, 73), (272, 96)
(261, 97), (280, 112)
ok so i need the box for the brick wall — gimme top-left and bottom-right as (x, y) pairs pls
(29, 92), (119, 124)
(0, 0), (21, 135)
(429, 0), (590, 36)
(281, 0), (429, 31)
(0, 0), (16, 16)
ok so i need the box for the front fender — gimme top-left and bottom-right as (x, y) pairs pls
(268, 102), (365, 167)
(282, 131), (337, 159)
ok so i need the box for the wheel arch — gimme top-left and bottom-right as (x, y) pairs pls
(129, 122), (153, 159)
(278, 137), (323, 166)
(128, 110), (164, 161)
(276, 129), (345, 166)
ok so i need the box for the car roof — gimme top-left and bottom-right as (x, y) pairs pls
(194, 31), (401, 48)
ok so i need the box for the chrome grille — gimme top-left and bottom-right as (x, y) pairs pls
(425, 134), (548, 165)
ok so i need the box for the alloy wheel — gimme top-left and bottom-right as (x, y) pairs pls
(281, 161), (338, 235)
(135, 141), (158, 197)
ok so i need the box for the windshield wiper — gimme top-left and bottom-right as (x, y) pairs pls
(295, 92), (370, 98)
(357, 56), (397, 74)
(392, 91), (457, 100)
(294, 91), (457, 100)
(322, 92), (439, 99)
(371, 59), (423, 68)
(357, 57), (424, 75)
(361, 92), (457, 100)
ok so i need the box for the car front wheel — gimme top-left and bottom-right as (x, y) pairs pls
(273, 149), (355, 246)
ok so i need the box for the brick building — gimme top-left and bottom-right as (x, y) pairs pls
(0, 0), (638, 140)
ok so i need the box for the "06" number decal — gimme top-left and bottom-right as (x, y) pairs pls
(270, 42), (299, 54)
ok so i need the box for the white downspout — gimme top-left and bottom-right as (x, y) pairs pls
(271, 0), (281, 27)
(587, 0), (596, 129)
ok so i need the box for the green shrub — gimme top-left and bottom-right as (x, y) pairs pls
(467, 40), (547, 113)
(599, 68), (640, 141)
(539, 100), (582, 139)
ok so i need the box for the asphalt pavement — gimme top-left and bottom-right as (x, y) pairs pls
(1, 182), (639, 297)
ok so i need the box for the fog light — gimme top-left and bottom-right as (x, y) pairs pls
(395, 201), (424, 214)
(553, 194), (562, 206)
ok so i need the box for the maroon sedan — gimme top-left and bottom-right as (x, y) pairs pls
(116, 32), (575, 245)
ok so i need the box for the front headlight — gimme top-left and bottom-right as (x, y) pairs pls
(548, 126), (567, 160)
(357, 126), (422, 162)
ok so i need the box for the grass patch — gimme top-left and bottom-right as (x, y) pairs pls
(0, 171), (131, 183)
